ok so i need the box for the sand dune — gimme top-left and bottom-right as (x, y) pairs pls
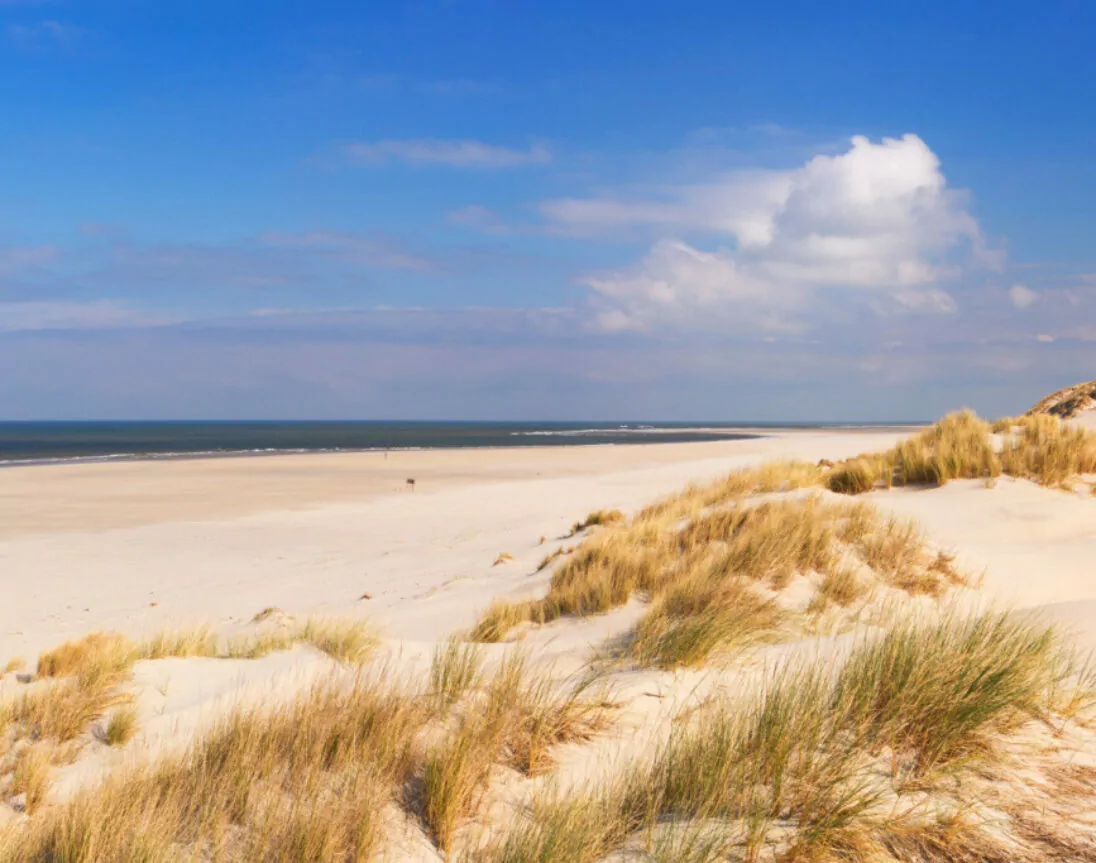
(4, 421), (1096, 859)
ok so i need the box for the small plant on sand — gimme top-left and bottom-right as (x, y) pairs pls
(535, 545), (574, 572)
(37, 632), (137, 681)
(11, 743), (55, 815)
(140, 626), (218, 660)
(631, 574), (784, 668)
(2, 657), (25, 675)
(568, 509), (625, 536)
(421, 653), (614, 852)
(809, 566), (867, 611)
(298, 618), (377, 664)
(103, 703), (139, 747)
(430, 638), (483, 709)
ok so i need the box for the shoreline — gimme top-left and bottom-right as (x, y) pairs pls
(0, 423), (924, 470)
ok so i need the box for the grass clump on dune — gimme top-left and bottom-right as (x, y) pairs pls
(36, 632), (136, 682)
(422, 652), (615, 851)
(4, 675), (428, 861)
(568, 509), (625, 536)
(1000, 412), (1096, 487)
(479, 611), (1092, 862)
(102, 704), (139, 747)
(430, 638), (484, 709)
(472, 487), (966, 666)
(0, 618), (379, 819)
(632, 575), (784, 668)
(829, 409), (1096, 494)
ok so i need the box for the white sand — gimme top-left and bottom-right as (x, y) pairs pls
(0, 431), (905, 663)
(5, 428), (1096, 848)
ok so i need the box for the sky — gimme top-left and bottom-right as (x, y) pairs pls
(1, 0), (1095, 421)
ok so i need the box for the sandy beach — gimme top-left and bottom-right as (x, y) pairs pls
(0, 431), (905, 662)
(6, 422), (1096, 858)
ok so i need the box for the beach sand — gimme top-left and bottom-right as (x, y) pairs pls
(0, 431), (904, 662)
(6, 427), (1096, 855)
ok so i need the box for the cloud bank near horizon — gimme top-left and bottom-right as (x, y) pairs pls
(0, 133), (1091, 420)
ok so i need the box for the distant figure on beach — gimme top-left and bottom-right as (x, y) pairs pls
(406, 478), (416, 491)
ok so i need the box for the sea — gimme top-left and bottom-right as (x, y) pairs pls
(0, 421), (912, 466)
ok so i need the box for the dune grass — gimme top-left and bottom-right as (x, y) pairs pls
(1000, 412), (1096, 487)
(430, 638), (484, 709)
(568, 509), (625, 536)
(828, 409), (1096, 494)
(1, 657), (25, 676)
(102, 704), (138, 747)
(3, 674), (428, 861)
(3, 628), (615, 860)
(473, 483), (966, 667)
(0, 618), (379, 823)
(478, 611), (1093, 862)
(422, 652), (615, 851)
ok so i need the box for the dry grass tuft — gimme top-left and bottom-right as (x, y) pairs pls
(470, 599), (540, 643)
(422, 653), (615, 851)
(297, 618), (378, 665)
(568, 509), (625, 536)
(1, 617), (379, 821)
(103, 703), (139, 747)
(535, 544), (574, 572)
(2, 657), (26, 676)
(632, 575), (784, 668)
(36, 632), (136, 682)
(810, 566), (867, 611)
(228, 618), (379, 665)
(430, 638), (483, 709)
(11, 744), (55, 815)
(140, 626), (219, 661)
(829, 409), (1096, 494)
(494, 552), (515, 566)
(1000, 412), (1096, 487)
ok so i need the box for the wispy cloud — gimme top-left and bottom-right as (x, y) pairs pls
(1008, 283), (1040, 309)
(0, 300), (176, 333)
(339, 138), (551, 168)
(6, 19), (81, 51)
(0, 244), (59, 274)
(258, 230), (438, 273)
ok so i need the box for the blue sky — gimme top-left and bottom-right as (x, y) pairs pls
(1, 0), (1095, 420)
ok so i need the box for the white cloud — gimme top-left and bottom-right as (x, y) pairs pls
(583, 239), (798, 333)
(570, 135), (996, 331)
(889, 288), (959, 315)
(1008, 283), (1040, 309)
(1036, 333), (1055, 343)
(341, 139), (551, 168)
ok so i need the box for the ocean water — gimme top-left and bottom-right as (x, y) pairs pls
(0, 421), (921, 466)
(0, 421), (777, 465)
